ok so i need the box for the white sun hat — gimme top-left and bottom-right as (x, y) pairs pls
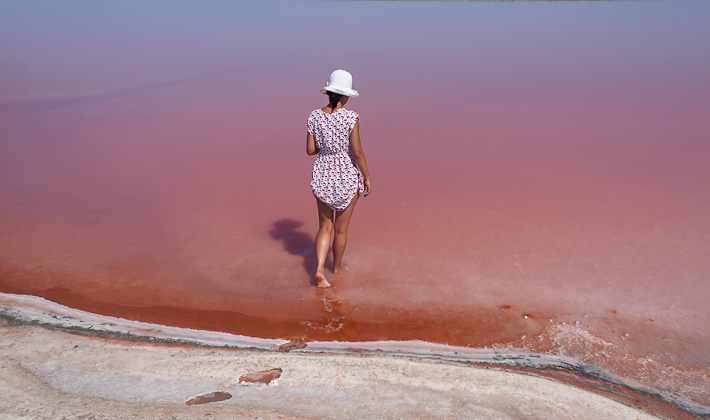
(320, 69), (359, 97)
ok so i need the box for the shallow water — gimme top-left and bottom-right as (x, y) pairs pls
(1, 0), (709, 413)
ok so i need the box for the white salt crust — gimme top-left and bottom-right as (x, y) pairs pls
(0, 292), (667, 419)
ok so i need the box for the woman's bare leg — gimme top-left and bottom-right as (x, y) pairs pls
(315, 197), (334, 288)
(333, 193), (358, 274)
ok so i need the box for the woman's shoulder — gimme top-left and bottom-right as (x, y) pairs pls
(307, 109), (324, 125)
(343, 108), (359, 119)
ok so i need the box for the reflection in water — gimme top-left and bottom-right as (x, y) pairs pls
(270, 219), (348, 333)
(306, 288), (347, 334)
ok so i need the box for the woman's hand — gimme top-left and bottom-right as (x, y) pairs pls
(363, 178), (371, 197)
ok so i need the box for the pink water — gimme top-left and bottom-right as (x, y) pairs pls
(1, 0), (709, 414)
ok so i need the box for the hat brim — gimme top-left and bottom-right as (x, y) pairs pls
(320, 86), (359, 98)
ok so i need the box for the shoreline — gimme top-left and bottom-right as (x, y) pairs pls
(1, 292), (705, 419)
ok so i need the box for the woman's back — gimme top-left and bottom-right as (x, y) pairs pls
(309, 107), (363, 213)
(307, 108), (359, 155)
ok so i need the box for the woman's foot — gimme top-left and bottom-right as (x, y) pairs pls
(315, 271), (331, 288)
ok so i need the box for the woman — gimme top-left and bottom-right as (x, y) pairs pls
(306, 69), (371, 288)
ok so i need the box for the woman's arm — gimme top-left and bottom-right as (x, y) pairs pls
(349, 120), (371, 196)
(306, 132), (318, 156)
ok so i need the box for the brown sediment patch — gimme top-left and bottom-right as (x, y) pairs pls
(239, 368), (282, 385)
(186, 391), (232, 406)
(274, 339), (307, 352)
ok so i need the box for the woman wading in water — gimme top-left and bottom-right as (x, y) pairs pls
(306, 69), (371, 288)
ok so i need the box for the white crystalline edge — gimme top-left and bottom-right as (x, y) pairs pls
(1, 291), (707, 416)
(0, 292), (280, 349)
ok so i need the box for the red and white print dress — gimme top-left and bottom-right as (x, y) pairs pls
(308, 108), (364, 212)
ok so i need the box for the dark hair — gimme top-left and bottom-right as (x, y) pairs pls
(327, 91), (342, 110)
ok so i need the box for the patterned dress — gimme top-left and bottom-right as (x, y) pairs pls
(308, 108), (364, 212)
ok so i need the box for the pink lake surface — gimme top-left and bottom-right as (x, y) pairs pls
(1, 0), (709, 414)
